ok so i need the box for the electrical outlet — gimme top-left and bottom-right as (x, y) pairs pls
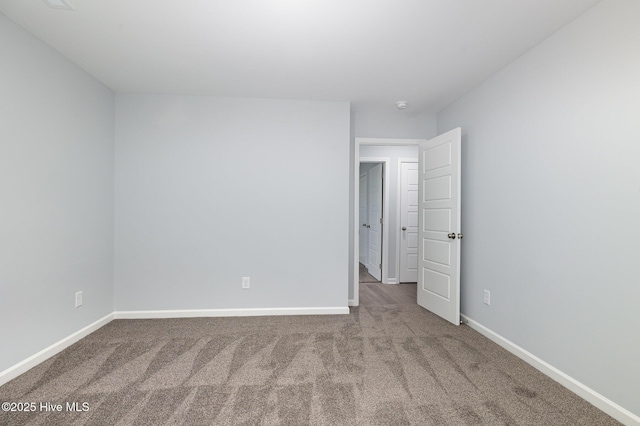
(75, 291), (83, 308)
(242, 277), (250, 289)
(483, 289), (490, 305)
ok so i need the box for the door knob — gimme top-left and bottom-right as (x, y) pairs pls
(367, 225), (371, 228)
(362, 224), (367, 227)
(401, 227), (407, 231)
(458, 233), (463, 239)
(448, 233), (456, 239)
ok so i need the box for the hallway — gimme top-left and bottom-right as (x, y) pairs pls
(359, 263), (416, 306)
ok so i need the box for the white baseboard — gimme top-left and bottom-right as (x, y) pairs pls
(348, 299), (357, 306)
(0, 313), (114, 387)
(386, 278), (398, 284)
(114, 306), (349, 319)
(461, 314), (640, 426)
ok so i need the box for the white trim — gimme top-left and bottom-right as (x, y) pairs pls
(360, 157), (390, 284)
(0, 313), (114, 387)
(396, 157), (418, 284)
(353, 138), (424, 306)
(114, 307), (349, 319)
(348, 299), (357, 307)
(462, 314), (640, 426)
(386, 278), (398, 284)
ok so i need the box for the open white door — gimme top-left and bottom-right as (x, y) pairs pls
(366, 163), (383, 281)
(417, 128), (461, 325)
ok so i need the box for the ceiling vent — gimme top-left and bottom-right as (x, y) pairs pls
(42, 0), (75, 10)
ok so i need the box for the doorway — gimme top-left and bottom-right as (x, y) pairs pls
(352, 131), (463, 326)
(352, 139), (423, 306)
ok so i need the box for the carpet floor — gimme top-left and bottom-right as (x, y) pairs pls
(0, 297), (619, 425)
(359, 263), (380, 284)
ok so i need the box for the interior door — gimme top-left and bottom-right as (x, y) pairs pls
(366, 163), (383, 281)
(400, 161), (419, 283)
(359, 173), (368, 264)
(417, 128), (461, 325)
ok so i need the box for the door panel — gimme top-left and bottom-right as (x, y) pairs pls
(423, 209), (451, 231)
(417, 128), (461, 325)
(422, 269), (451, 299)
(423, 141), (452, 170)
(423, 240), (451, 266)
(423, 176), (452, 201)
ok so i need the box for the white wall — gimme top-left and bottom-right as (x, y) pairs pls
(360, 146), (419, 283)
(0, 15), (114, 373)
(437, 0), (640, 417)
(114, 95), (350, 311)
(353, 108), (437, 139)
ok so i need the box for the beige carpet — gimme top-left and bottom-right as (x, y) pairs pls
(0, 305), (619, 425)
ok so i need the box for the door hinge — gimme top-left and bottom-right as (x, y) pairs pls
(379, 218), (383, 224)
(379, 263), (382, 269)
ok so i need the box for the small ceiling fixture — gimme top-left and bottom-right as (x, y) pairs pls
(42, 0), (75, 10)
(396, 101), (408, 110)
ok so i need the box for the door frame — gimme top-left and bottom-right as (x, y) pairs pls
(352, 138), (425, 306)
(397, 158), (419, 283)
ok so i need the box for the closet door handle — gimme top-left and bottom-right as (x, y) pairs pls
(401, 227), (407, 231)
(448, 233), (456, 239)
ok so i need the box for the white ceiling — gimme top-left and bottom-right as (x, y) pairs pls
(0, 0), (600, 113)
